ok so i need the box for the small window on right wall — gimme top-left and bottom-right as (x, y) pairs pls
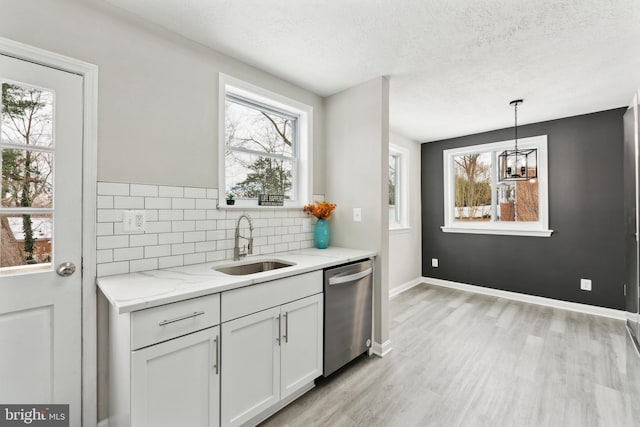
(389, 144), (409, 230)
(442, 135), (552, 237)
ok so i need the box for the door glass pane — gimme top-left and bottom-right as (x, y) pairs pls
(1, 83), (54, 148)
(2, 149), (53, 208)
(454, 153), (491, 221)
(0, 213), (52, 271)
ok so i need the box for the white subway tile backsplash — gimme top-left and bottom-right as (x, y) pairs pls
(145, 245), (171, 258)
(130, 234), (158, 247)
(97, 182), (129, 196)
(184, 210), (206, 220)
(130, 184), (158, 197)
(159, 255), (183, 269)
(172, 220), (195, 232)
(195, 241), (216, 252)
(96, 181), (313, 276)
(195, 199), (217, 210)
(184, 253), (206, 265)
(97, 235), (129, 250)
(96, 223), (114, 236)
(114, 196), (145, 209)
(97, 196), (113, 209)
(159, 209), (183, 221)
(172, 243), (195, 255)
(172, 198), (195, 209)
(114, 247), (144, 262)
(145, 197), (172, 209)
(184, 187), (207, 199)
(97, 261), (129, 277)
(130, 258), (158, 272)
(184, 231), (206, 243)
(158, 186), (183, 197)
(158, 232), (184, 245)
(146, 221), (172, 233)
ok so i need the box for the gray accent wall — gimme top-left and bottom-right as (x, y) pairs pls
(421, 107), (626, 310)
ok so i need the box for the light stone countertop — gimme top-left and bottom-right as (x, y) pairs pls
(97, 246), (376, 314)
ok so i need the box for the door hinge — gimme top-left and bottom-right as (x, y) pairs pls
(624, 283), (627, 297)
(81, 257), (84, 275)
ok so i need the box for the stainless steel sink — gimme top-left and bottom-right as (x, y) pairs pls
(214, 259), (295, 275)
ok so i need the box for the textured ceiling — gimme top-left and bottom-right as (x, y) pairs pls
(102, 0), (640, 142)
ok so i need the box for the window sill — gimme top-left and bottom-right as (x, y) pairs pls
(441, 226), (553, 237)
(217, 203), (304, 211)
(389, 225), (412, 234)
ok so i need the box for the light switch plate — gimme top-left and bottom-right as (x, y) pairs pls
(353, 208), (362, 222)
(123, 210), (146, 232)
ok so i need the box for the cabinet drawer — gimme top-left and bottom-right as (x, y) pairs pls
(131, 293), (220, 350)
(221, 271), (322, 322)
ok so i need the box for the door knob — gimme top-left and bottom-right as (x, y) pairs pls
(56, 262), (76, 277)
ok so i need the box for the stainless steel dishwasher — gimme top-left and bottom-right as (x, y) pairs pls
(323, 259), (373, 377)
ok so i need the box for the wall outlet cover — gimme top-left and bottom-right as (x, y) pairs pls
(580, 278), (592, 291)
(353, 207), (362, 222)
(123, 210), (146, 232)
(302, 218), (312, 232)
(431, 258), (439, 268)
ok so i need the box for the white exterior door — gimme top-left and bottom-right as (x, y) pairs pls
(0, 54), (83, 424)
(280, 294), (323, 400)
(221, 307), (281, 427)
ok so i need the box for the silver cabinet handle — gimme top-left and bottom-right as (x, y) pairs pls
(213, 336), (219, 375)
(328, 267), (373, 286)
(158, 311), (204, 326)
(276, 314), (281, 345)
(284, 312), (289, 343)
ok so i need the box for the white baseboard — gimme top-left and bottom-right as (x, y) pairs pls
(97, 420), (109, 427)
(389, 278), (423, 299)
(372, 339), (392, 357)
(422, 276), (626, 321)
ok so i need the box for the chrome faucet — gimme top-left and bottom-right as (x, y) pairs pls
(234, 214), (254, 261)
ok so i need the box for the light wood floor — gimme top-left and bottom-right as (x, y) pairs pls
(260, 283), (640, 427)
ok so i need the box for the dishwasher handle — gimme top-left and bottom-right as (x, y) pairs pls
(328, 267), (373, 286)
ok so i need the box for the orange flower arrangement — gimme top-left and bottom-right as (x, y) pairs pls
(303, 201), (336, 220)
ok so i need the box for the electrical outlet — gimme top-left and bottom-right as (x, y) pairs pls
(580, 278), (592, 291)
(432, 258), (439, 268)
(353, 208), (362, 222)
(302, 218), (312, 232)
(123, 210), (146, 232)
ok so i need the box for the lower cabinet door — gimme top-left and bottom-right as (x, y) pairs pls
(281, 294), (323, 399)
(131, 326), (220, 427)
(221, 306), (281, 427)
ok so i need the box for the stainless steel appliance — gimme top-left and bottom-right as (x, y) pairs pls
(323, 259), (373, 377)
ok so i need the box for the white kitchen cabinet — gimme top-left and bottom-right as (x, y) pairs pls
(220, 271), (323, 427)
(107, 293), (221, 427)
(131, 326), (220, 427)
(280, 294), (323, 400)
(220, 307), (281, 427)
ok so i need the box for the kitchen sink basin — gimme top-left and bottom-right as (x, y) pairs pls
(214, 259), (295, 275)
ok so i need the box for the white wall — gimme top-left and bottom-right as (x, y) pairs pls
(324, 77), (390, 348)
(0, 0), (325, 191)
(389, 132), (422, 292)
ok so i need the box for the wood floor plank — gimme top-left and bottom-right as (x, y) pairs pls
(259, 283), (640, 427)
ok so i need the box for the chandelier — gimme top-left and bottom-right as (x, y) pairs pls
(498, 99), (537, 181)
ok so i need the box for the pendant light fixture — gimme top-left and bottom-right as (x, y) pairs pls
(498, 99), (537, 181)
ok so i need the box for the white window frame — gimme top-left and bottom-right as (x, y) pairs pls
(442, 135), (552, 237)
(218, 73), (313, 208)
(389, 144), (409, 230)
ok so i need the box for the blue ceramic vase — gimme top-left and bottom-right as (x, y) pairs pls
(314, 219), (330, 249)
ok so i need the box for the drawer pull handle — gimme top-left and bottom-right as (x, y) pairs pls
(158, 311), (205, 326)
